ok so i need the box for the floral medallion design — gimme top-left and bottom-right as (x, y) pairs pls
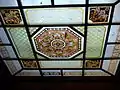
(89, 6), (110, 22)
(85, 60), (101, 68)
(0, 9), (22, 24)
(32, 27), (83, 58)
(21, 60), (38, 68)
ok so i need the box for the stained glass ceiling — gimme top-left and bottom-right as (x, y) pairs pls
(0, 0), (120, 76)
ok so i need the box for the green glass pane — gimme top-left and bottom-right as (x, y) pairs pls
(7, 27), (34, 58)
(86, 26), (107, 58)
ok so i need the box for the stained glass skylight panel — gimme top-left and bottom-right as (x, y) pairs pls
(0, 0), (120, 76)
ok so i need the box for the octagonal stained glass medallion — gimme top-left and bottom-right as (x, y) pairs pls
(32, 27), (84, 59)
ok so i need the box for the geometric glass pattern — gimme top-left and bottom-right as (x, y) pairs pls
(0, 0), (120, 77)
(32, 27), (84, 58)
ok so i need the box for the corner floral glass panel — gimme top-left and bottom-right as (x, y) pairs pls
(85, 60), (101, 68)
(0, 9), (23, 25)
(88, 6), (111, 23)
(21, 60), (38, 68)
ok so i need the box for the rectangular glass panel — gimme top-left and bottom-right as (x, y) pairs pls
(42, 70), (61, 76)
(105, 44), (120, 58)
(0, 0), (18, 7)
(7, 27), (35, 58)
(63, 70), (82, 76)
(16, 70), (40, 76)
(89, 0), (117, 4)
(86, 26), (107, 58)
(4, 60), (22, 75)
(0, 46), (16, 58)
(84, 70), (110, 76)
(54, 0), (85, 5)
(102, 60), (120, 75)
(0, 28), (10, 44)
(112, 2), (120, 22)
(39, 61), (83, 68)
(108, 25), (120, 42)
(24, 7), (85, 25)
(21, 0), (51, 6)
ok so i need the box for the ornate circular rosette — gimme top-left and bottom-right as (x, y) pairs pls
(32, 27), (84, 59)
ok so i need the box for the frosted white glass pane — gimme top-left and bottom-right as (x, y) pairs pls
(63, 70), (82, 76)
(0, 0), (18, 7)
(89, 0), (117, 4)
(85, 70), (110, 76)
(24, 7), (85, 25)
(54, 0), (85, 5)
(4, 60), (22, 75)
(105, 45), (114, 57)
(0, 28), (10, 44)
(105, 44), (120, 58)
(112, 2), (120, 22)
(42, 70), (61, 76)
(108, 25), (120, 42)
(21, 0), (51, 6)
(16, 70), (40, 76)
(0, 46), (16, 58)
(40, 61), (83, 68)
(102, 60), (120, 75)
